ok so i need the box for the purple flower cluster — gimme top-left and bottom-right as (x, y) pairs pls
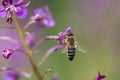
(0, 0), (31, 23)
(45, 27), (72, 54)
(0, 0), (107, 80)
(0, 67), (31, 80)
(1, 32), (35, 59)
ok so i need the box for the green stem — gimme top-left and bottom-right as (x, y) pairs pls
(23, 21), (35, 30)
(13, 13), (43, 80)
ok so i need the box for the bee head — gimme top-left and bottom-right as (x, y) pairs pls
(67, 33), (73, 36)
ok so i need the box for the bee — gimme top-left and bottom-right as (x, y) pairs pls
(63, 32), (86, 61)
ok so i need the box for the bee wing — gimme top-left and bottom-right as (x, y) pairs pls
(62, 45), (68, 54)
(75, 41), (87, 53)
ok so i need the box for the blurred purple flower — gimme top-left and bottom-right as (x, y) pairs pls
(50, 74), (58, 80)
(0, 67), (31, 80)
(0, 0), (31, 23)
(25, 33), (35, 49)
(45, 27), (72, 54)
(1, 33), (35, 59)
(94, 71), (106, 80)
(5, 70), (19, 80)
(2, 48), (14, 59)
(31, 6), (56, 28)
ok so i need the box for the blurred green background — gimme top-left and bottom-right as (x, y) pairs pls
(0, 0), (120, 80)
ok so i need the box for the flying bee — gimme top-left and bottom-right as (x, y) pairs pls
(63, 32), (86, 61)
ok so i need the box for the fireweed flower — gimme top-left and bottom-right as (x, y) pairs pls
(0, 67), (31, 80)
(37, 27), (72, 65)
(0, 0), (31, 23)
(45, 27), (72, 54)
(94, 71), (106, 80)
(1, 33), (35, 59)
(5, 70), (19, 80)
(5, 70), (31, 80)
(25, 32), (35, 49)
(2, 48), (24, 59)
(2, 48), (14, 59)
(31, 6), (56, 28)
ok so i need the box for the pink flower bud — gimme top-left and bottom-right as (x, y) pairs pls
(2, 48), (14, 59)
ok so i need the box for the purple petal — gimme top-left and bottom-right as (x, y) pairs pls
(9, 0), (13, 4)
(34, 21), (42, 28)
(0, 6), (6, 18)
(34, 8), (43, 15)
(5, 70), (19, 80)
(46, 46), (59, 54)
(15, 1), (31, 7)
(42, 6), (55, 27)
(44, 6), (51, 13)
(25, 33), (35, 49)
(65, 27), (72, 33)
(98, 75), (106, 79)
(43, 17), (56, 27)
(2, 67), (31, 80)
(44, 6), (49, 10)
(58, 32), (67, 40)
(98, 71), (106, 79)
(16, 7), (27, 18)
(13, 0), (23, 4)
(2, 0), (9, 5)
(2, 0), (9, 3)
(94, 71), (106, 80)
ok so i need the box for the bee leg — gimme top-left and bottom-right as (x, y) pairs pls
(62, 45), (68, 54)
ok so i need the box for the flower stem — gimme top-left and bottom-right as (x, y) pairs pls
(0, 36), (19, 44)
(23, 21), (35, 30)
(13, 13), (43, 80)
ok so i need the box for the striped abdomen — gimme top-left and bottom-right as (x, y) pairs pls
(68, 46), (76, 61)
